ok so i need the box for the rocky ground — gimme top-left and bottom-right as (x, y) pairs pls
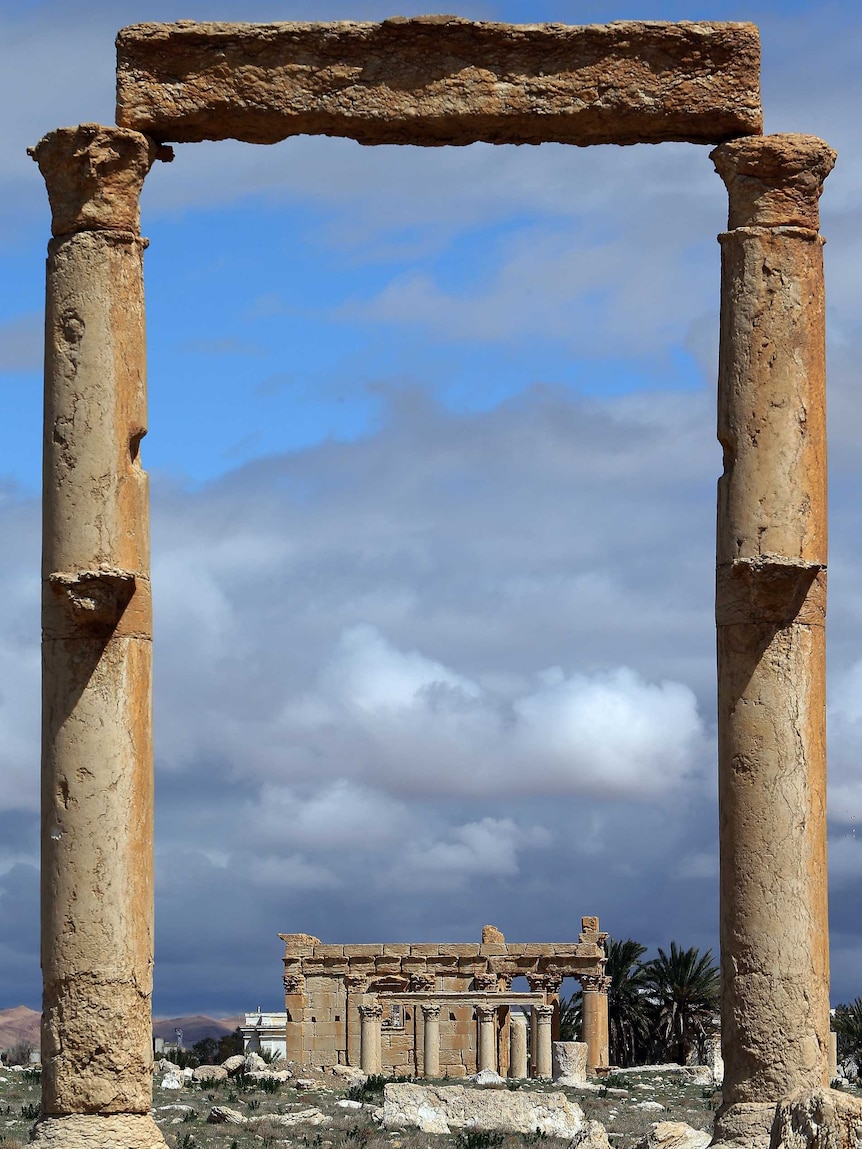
(2, 1059), (860, 1149)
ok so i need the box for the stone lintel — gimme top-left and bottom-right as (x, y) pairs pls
(29, 123), (172, 237)
(712, 132), (836, 231)
(384, 992), (545, 1006)
(116, 18), (762, 147)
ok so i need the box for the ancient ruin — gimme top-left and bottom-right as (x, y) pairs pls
(277, 921), (608, 1078)
(29, 16), (851, 1149)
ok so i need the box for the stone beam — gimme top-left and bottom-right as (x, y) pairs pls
(116, 18), (762, 147)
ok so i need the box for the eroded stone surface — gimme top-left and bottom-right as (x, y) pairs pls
(713, 134), (835, 1147)
(29, 125), (170, 237)
(383, 1081), (585, 1137)
(116, 18), (762, 146)
(770, 1087), (862, 1149)
(553, 1040), (588, 1085)
(634, 1121), (711, 1149)
(30, 1114), (168, 1148)
(712, 133), (836, 231)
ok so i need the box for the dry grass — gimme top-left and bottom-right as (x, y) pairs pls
(3, 1063), (861, 1149)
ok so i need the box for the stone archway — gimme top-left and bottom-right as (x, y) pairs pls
(29, 17), (849, 1149)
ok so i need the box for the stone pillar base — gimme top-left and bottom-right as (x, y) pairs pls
(712, 1088), (862, 1149)
(31, 1113), (168, 1148)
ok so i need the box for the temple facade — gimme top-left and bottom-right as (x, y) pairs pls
(279, 918), (610, 1077)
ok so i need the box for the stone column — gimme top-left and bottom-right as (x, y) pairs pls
(478, 1005), (497, 1072)
(533, 1004), (554, 1079)
(509, 1012), (528, 1079)
(359, 1004), (383, 1075)
(580, 974), (609, 1073)
(711, 134), (837, 1148)
(29, 124), (170, 1149)
(422, 1003), (441, 1078)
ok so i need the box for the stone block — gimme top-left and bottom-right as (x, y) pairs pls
(438, 944), (481, 957)
(410, 944), (441, 956)
(383, 1082), (586, 1136)
(315, 944), (344, 957)
(116, 19), (762, 147)
(345, 945), (384, 957)
(383, 944), (411, 956)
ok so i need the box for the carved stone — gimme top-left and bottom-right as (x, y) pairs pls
(712, 133), (837, 1148)
(115, 19), (762, 147)
(31, 124), (166, 1149)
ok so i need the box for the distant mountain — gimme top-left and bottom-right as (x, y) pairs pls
(0, 1005), (40, 1050)
(152, 1015), (244, 1046)
(0, 1007), (243, 1052)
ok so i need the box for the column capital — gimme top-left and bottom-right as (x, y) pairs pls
(359, 1003), (383, 1020)
(29, 123), (173, 238)
(283, 974), (305, 995)
(477, 1004), (498, 1022)
(533, 1004), (554, 1020)
(474, 973), (498, 992)
(345, 973), (368, 992)
(579, 973), (607, 994)
(409, 973), (435, 992)
(422, 1003), (441, 1021)
(711, 132), (836, 232)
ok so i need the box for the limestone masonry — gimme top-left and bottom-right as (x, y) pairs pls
(279, 921), (609, 1077)
(115, 19), (762, 147)
(29, 15), (854, 1149)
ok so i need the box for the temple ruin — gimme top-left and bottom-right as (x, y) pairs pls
(29, 15), (856, 1149)
(278, 921), (609, 1078)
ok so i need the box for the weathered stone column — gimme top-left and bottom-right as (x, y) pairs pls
(422, 1003), (441, 1078)
(509, 1012), (528, 1079)
(580, 974), (609, 1073)
(29, 123), (169, 1149)
(359, 1004), (383, 1074)
(478, 1005), (497, 1072)
(711, 133), (836, 1148)
(533, 1004), (554, 1079)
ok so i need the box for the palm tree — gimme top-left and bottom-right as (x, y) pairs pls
(833, 998), (862, 1063)
(557, 937), (651, 1066)
(606, 937), (651, 1067)
(640, 941), (720, 1065)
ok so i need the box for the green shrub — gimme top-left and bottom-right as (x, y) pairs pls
(454, 1131), (505, 1149)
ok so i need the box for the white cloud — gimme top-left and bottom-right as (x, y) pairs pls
(391, 817), (552, 892)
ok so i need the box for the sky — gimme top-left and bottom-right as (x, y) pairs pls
(1, 0), (862, 1020)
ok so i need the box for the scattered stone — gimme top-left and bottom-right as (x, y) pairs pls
(384, 1082), (585, 1137)
(296, 1077), (326, 1091)
(248, 1108), (330, 1128)
(244, 1052), (267, 1073)
(468, 1069), (507, 1088)
(337, 1099), (363, 1110)
(637, 1101), (665, 1111)
(247, 1068), (293, 1083)
(160, 1072), (183, 1090)
(569, 1119), (612, 1149)
(192, 1064), (228, 1083)
(221, 1054), (246, 1075)
(331, 1065), (367, 1086)
(633, 1121), (711, 1149)
(769, 1087), (862, 1149)
(207, 1105), (248, 1125)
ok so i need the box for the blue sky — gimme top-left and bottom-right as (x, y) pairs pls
(2, 0), (862, 1021)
